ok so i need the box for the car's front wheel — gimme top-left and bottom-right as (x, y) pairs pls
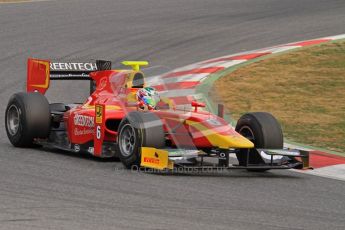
(116, 111), (165, 169)
(235, 112), (283, 172)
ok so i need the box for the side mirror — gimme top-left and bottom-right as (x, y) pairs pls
(218, 104), (224, 118)
(191, 101), (205, 112)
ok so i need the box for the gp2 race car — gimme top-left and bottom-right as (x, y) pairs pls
(5, 58), (311, 172)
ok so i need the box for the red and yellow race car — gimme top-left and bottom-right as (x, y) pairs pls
(5, 58), (310, 171)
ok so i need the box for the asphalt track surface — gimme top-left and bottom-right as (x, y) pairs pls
(1, 0), (345, 229)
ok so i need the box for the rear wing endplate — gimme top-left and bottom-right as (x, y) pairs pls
(27, 58), (111, 94)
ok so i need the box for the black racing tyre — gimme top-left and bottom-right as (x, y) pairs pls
(5, 92), (51, 147)
(116, 111), (165, 169)
(235, 112), (283, 172)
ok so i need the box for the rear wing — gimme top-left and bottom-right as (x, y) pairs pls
(27, 58), (112, 94)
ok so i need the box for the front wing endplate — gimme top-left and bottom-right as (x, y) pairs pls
(140, 147), (174, 170)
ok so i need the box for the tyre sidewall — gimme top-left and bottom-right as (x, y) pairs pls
(236, 114), (265, 148)
(5, 93), (51, 147)
(5, 94), (32, 146)
(117, 118), (142, 169)
(116, 111), (165, 169)
(235, 112), (283, 167)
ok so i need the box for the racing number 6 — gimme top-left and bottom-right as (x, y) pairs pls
(96, 125), (101, 139)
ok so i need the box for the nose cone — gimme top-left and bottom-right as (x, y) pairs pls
(186, 117), (255, 149)
(206, 133), (254, 149)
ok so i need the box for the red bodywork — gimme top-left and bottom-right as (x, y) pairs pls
(27, 58), (247, 157)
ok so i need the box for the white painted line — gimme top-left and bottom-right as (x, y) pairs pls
(166, 62), (222, 73)
(145, 75), (163, 85)
(284, 143), (313, 151)
(166, 73), (209, 83)
(207, 60), (246, 68)
(189, 60), (244, 69)
(148, 61), (246, 87)
(323, 34), (345, 40)
(160, 89), (196, 98)
(171, 51), (262, 71)
(296, 164), (345, 181)
(147, 73), (210, 85)
(259, 46), (301, 54)
(193, 93), (204, 100)
(168, 63), (203, 72)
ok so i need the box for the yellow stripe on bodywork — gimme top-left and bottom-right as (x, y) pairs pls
(82, 105), (121, 110)
(186, 120), (254, 149)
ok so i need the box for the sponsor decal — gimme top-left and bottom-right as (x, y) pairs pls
(74, 144), (80, 152)
(95, 105), (103, 124)
(143, 157), (160, 165)
(97, 78), (107, 90)
(74, 114), (94, 127)
(50, 62), (97, 72)
(206, 118), (222, 126)
(50, 73), (90, 78)
(88, 147), (94, 154)
(219, 152), (227, 160)
(74, 128), (94, 136)
(96, 125), (101, 139)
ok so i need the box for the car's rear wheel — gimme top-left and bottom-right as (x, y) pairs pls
(116, 111), (165, 169)
(235, 112), (283, 172)
(5, 92), (51, 147)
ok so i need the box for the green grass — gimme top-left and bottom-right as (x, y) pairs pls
(213, 40), (345, 154)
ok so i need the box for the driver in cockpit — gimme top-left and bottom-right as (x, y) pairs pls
(136, 87), (161, 110)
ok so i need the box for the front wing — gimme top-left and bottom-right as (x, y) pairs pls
(140, 147), (311, 171)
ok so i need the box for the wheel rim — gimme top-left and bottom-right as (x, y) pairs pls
(119, 124), (136, 157)
(7, 104), (20, 136)
(239, 126), (255, 142)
